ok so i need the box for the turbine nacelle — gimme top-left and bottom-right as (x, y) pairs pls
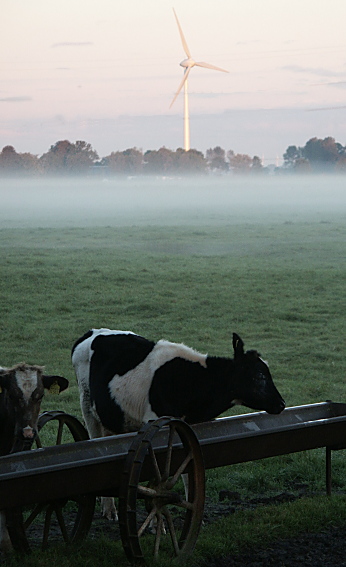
(180, 58), (195, 69)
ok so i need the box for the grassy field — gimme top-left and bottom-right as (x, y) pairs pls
(0, 176), (345, 565)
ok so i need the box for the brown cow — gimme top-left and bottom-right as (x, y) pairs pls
(0, 363), (68, 551)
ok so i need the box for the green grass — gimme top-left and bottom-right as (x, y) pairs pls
(0, 190), (345, 565)
(1, 220), (344, 411)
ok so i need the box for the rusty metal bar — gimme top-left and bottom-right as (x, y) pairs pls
(0, 401), (346, 509)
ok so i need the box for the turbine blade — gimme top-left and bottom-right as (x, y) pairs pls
(195, 61), (229, 73)
(169, 68), (191, 108)
(173, 8), (191, 58)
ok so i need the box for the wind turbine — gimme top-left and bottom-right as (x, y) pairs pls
(170, 8), (228, 151)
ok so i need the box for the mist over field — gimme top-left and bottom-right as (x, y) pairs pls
(0, 176), (345, 228)
(1, 169), (345, 566)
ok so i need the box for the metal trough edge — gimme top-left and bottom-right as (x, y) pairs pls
(0, 402), (346, 508)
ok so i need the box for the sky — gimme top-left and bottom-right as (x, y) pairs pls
(2, 0), (346, 164)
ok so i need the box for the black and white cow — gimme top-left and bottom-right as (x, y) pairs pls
(0, 363), (68, 551)
(72, 328), (285, 519)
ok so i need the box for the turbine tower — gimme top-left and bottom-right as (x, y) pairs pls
(170, 8), (228, 151)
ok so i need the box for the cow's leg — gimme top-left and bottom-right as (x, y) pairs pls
(83, 428), (118, 520)
(100, 430), (118, 520)
(79, 394), (118, 520)
(79, 391), (104, 439)
(0, 512), (12, 552)
(101, 497), (118, 521)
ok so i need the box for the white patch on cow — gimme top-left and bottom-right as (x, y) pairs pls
(107, 340), (207, 426)
(155, 340), (207, 368)
(15, 369), (38, 400)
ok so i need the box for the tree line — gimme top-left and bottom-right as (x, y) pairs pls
(0, 136), (345, 176)
(0, 141), (263, 176)
(283, 137), (346, 173)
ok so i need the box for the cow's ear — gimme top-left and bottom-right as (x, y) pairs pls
(42, 375), (69, 394)
(233, 333), (244, 358)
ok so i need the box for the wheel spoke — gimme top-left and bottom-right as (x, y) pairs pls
(137, 485), (159, 498)
(175, 499), (194, 511)
(56, 420), (64, 445)
(163, 424), (176, 481)
(148, 442), (162, 484)
(55, 505), (70, 543)
(166, 451), (193, 489)
(162, 506), (180, 555)
(138, 506), (157, 537)
(153, 512), (164, 558)
(42, 505), (54, 549)
(23, 503), (45, 529)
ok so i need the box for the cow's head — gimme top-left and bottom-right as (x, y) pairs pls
(232, 333), (285, 415)
(0, 364), (69, 453)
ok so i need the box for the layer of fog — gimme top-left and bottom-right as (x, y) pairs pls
(0, 176), (345, 229)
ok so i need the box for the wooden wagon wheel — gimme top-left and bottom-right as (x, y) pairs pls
(118, 417), (205, 564)
(6, 411), (96, 553)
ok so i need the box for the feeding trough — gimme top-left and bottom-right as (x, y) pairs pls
(0, 401), (346, 562)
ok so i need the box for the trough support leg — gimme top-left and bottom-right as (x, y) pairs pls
(326, 446), (332, 497)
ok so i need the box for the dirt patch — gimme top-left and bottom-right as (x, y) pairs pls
(201, 490), (346, 567)
(204, 527), (346, 567)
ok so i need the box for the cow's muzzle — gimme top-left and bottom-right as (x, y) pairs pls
(22, 425), (35, 439)
(267, 398), (286, 414)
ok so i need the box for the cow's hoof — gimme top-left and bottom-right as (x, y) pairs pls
(101, 496), (118, 521)
(103, 510), (118, 522)
(149, 521), (166, 535)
